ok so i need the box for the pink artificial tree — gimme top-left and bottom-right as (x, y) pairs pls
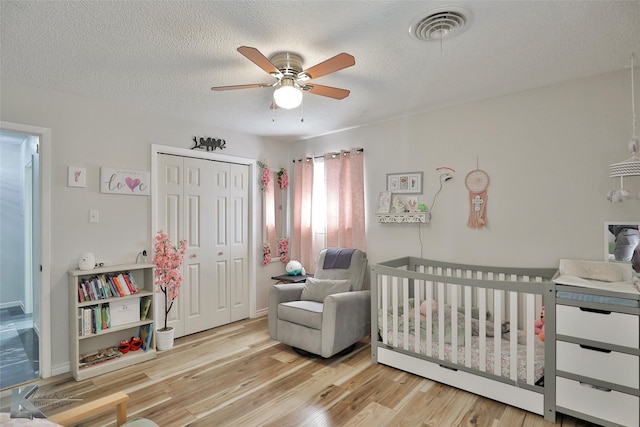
(153, 230), (187, 331)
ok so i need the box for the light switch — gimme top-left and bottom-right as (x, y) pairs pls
(89, 209), (99, 223)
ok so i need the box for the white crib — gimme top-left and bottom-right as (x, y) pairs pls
(370, 257), (557, 422)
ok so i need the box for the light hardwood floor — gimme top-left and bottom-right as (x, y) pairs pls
(17, 317), (597, 426)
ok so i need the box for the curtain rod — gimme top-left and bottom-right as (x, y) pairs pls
(292, 148), (364, 163)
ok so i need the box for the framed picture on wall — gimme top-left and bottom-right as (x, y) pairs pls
(387, 172), (423, 194)
(377, 191), (392, 213)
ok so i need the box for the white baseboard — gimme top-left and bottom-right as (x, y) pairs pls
(51, 362), (70, 377)
(254, 308), (268, 318)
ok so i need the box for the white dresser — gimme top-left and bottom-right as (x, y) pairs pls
(554, 273), (639, 427)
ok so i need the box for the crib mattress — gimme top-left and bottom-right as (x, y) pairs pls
(381, 329), (545, 384)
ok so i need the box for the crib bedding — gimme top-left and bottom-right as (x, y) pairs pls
(378, 298), (545, 383)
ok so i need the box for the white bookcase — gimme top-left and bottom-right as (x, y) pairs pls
(68, 263), (156, 381)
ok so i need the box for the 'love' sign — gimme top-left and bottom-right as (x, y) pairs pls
(100, 167), (150, 195)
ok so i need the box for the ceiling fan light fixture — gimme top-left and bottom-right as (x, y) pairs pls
(273, 79), (303, 109)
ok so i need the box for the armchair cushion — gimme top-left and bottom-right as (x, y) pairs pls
(300, 278), (351, 302)
(278, 300), (324, 329)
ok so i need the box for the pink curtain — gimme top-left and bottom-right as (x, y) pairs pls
(324, 149), (366, 251)
(291, 158), (314, 272)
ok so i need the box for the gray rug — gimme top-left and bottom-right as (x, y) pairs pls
(0, 323), (37, 389)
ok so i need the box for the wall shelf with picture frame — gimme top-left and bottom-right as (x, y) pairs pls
(376, 191), (429, 224)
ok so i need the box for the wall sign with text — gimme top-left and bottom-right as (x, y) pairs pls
(100, 167), (150, 195)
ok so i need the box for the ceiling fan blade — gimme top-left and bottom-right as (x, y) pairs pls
(211, 83), (270, 91)
(237, 46), (280, 75)
(304, 84), (350, 100)
(300, 53), (355, 80)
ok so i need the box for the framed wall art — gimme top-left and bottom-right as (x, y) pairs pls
(386, 172), (423, 194)
(376, 191), (392, 213)
(68, 166), (86, 188)
(100, 167), (150, 195)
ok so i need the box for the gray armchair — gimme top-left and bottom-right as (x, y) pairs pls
(268, 248), (370, 358)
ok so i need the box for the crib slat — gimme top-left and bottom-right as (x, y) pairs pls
(509, 290), (518, 382)
(493, 289), (502, 376)
(392, 276), (398, 348)
(403, 278), (410, 350)
(381, 275), (388, 345)
(464, 285), (472, 368)
(426, 280), (433, 357)
(478, 287), (487, 373)
(438, 282), (445, 360)
(413, 280), (420, 353)
(526, 292), (535, 384)
(451, 283), (458, 364)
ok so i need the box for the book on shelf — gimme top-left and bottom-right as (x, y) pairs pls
(79, 346), (122, 369)
(140, 297), (151, 320)
(139, 323), (153, 351)
(116, 273), (132, 295)
(93, 305), (101, 333)
(82, 308), (93, 336)
(126, 272), (141, 292)
(122, 272), (139, 294)
(112, 274), (125, 296)
(101, 304), (111, 329)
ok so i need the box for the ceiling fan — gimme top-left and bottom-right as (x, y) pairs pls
(211, 46), (355, 109)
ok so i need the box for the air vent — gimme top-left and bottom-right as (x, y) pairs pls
(409, 8), (468, 42)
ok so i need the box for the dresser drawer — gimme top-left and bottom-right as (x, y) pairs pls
(556, 376), (639, 427)
(557, 340), (639, 388)
(556, 304), (639, 348)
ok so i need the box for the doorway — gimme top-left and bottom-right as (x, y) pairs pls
(0, 131), (39, 388)
(0, 122), (52, 389)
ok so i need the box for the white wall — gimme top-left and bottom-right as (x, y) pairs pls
(290, 69), (640, 267)
(0, 82), (289, 373)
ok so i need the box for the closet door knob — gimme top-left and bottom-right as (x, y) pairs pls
(190, 254), (197, 258)
(218, 252), (223, 256)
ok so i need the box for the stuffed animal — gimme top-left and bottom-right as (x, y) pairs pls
(534, 306), (545, 341)
(285, 260), (305, 276)
(78, 252), (96, 270)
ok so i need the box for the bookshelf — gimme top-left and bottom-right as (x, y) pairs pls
(68, 263), (156, 381)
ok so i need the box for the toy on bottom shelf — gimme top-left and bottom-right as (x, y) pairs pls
(534, 306), (545, 341)
(285, 260), (305, 276)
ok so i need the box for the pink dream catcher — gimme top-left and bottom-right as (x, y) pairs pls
(465, 168), (490, 228)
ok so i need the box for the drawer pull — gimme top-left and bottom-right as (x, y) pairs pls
(579, 307), (612, 315)
(579, 344), (612, 353)
(439, 364), (458, 372)
(579, 381), (612, 392)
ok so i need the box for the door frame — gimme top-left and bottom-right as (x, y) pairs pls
(1, 121), (52, 379)
(150, 145), (258, 319)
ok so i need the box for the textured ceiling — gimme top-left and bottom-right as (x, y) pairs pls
(2, 1), (639, 142)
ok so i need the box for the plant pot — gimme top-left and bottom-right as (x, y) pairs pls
(156, 327), (175, 351)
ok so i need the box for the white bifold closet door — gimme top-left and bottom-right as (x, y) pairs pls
(157, 154), (249, 337)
